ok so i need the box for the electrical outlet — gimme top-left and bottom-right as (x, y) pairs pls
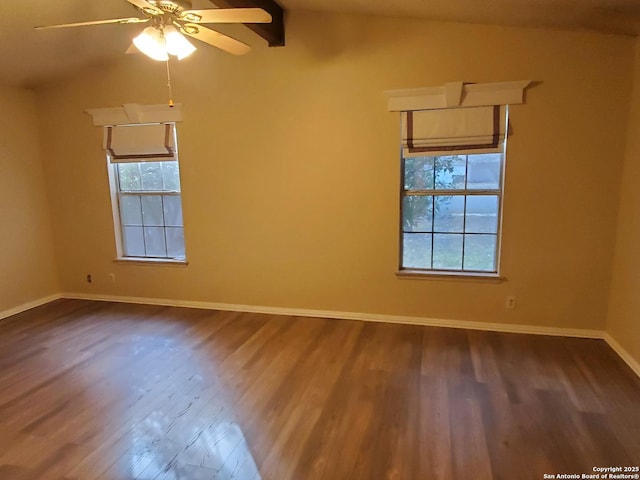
(86, 274), (92, 284)
(506, 296), (516, 309)
(108, 273), (116, 283)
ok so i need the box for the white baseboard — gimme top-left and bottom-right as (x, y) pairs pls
(604, 334), (640, 378)
(0, 293), (63, 321)
(62, 292), (605, 339)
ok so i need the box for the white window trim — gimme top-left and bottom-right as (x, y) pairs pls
(108, 156), (187, 262)
(399, 151), (507, 277)
(395, 269), (505, 282)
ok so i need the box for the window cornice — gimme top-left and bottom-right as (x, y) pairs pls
(86, 103), (183, 126)
(386, 80), (533, 112)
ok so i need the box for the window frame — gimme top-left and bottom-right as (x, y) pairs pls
(399, 151), (506, 278)
(105, 128), (187, 264)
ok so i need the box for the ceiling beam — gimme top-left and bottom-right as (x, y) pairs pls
(211, 0), (285, 47)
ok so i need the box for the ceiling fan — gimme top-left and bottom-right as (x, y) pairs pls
(35, 0), (273, 58)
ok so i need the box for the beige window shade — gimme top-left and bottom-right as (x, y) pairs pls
(104, 123), (176, 163)
(401, 105), (507, 158)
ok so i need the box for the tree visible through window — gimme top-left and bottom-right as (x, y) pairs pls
(401, 152), (504, 273)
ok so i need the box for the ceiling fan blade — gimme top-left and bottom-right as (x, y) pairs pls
(180, 8), (272, 24)
(35, 17), (149, 30)
(125, 0), (163, 15)
(180, 23), (250, 55)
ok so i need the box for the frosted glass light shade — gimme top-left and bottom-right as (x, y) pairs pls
(164, 25), (196, 60)
(133, 27), (169, 61)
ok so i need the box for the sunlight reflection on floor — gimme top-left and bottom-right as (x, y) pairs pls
(118, 332), (262, 479)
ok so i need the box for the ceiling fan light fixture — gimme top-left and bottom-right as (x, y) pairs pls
(164, 25), (197, 60)
(133, 26), (169, 61)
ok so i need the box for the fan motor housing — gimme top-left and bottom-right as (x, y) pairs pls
(147, 0), (192, 14)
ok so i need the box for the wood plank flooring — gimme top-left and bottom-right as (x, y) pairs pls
(0, 299), (638, 479)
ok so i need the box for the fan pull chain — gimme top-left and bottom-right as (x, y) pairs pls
(166, 59), (174, 108)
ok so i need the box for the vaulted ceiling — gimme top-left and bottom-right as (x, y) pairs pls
(1, 0), (638, 88)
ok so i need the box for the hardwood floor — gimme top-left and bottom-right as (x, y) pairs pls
(0, 299), (638, 479)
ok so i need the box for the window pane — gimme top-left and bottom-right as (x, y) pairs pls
(464, 234), (497, 271)
(141, 196), (164, 226)
(163, 195), (183, 227)
(467, 154), (501, 190)
(166, 227), (185, 258)
(140, 162), (163, 190)
(120, 195), (142, 226)
(162, 161), (181, 191)
(117, 163), (141, 191)
(404, 157), (434, 190)
(465, 195), (499, 233)
(403, 196), (432, 232)
(435, 155), (466, 190)
(122, 226), (145, 257)
(433, 234), (463, 270)
(434, 195), (464, 233)
(144, 226), (166, 257)
(402, 233), (431, 269)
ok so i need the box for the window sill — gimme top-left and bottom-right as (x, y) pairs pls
(114, 257), (188, 267)
(396, 269), (505, 282)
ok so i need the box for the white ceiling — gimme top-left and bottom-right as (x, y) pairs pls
(1, 0), (639, 88)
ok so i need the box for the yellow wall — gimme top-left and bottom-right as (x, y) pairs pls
(607, 38), (640, 366)
(36, 11), (634, 330)
(0, 84), (59, 313)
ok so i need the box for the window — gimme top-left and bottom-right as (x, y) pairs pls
(106, 123), (186, 261)
(386, 81), (530, 275)
(401, 152), (504, 274)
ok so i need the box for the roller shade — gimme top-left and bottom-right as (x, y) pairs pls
(401, 105), (507, 158)
(104, 123), (176, 163)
